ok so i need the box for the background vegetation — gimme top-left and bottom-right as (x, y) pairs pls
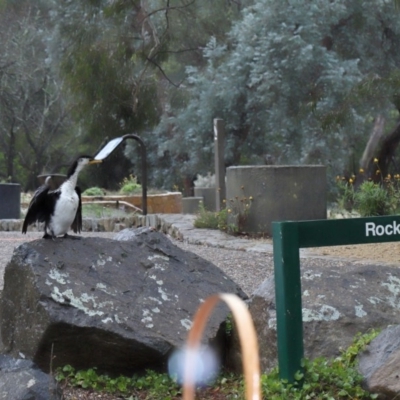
(2, 0), (400, 198)
(56, 330), (379, 399)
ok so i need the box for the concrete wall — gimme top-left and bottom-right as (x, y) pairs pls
(182, 197), (203, 214)
(226, 166), (327, 236)
(194, 187), (216, 211)
(0, 184), (21, 219)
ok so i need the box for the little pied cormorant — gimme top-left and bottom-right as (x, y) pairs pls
(22, 155), (102, 239)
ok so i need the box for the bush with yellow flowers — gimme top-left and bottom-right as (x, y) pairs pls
(225, 190), (253, 234)
(336, 174), (356, 212)
(336, 159), (400, 217)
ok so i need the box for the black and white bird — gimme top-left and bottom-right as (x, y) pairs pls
(22, 155), (102, 239)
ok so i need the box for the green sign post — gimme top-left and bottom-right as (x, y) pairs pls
(272, 215), (400, 382)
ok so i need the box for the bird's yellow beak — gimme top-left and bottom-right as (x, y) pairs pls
(89, 159), (102, 165)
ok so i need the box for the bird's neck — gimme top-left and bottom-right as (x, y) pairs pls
(64, 169), (81, 191)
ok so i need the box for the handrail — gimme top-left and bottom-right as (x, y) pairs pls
(182, 293), (261, 400)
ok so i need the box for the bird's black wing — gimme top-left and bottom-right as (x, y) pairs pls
(22, 179), (52, 233)
(71, 186), (82, 233)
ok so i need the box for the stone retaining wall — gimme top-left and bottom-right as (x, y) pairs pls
(0, 215), (185, 240)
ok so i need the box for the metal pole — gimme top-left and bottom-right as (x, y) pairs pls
(272, 221), (304, 382)
(122, 134), (147, 215)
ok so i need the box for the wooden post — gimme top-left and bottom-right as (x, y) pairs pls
(214, 119), (226, 211)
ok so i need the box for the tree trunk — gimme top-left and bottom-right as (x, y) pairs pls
(375, 120), (400, 178)
(360, 116), (385, 171)
(357, 116), (400, 184)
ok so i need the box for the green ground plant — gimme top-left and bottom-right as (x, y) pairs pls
(57, 330), (379, 399)
(193, 202), (240, 234)
(194, 189), (253, 234)
(354, 181), (391, 216)
(120, 175), (142, 195)
(193, 201), (227, 230)
(82, 204), (130, 219)
(336, 159), (400, 216)
(225, 190), (253, 233)
(336, 176), (356, 211)
(82, 187), (105, 196)
(57, 366), (181, 398)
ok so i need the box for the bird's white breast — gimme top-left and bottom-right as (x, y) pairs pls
(49, 183), (79, 236)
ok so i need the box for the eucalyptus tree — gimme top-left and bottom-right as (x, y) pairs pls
(0, 3), (75, 189)
(49, 0), (247, 189)
(153, 0), (400, 192)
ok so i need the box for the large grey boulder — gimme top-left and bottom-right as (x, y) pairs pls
(1, 228), (246, 374)
(241, 263), (400, 372)
(0, 354), (61, 400)
(358, 324), (400, 399)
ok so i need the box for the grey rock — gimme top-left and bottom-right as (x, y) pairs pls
(113, 223), (126, 232)
(358, 324), (400, 399)
(0, 354), (61, 400)
(113, 226), (155, 241)
(243, 264), (400, 372)
(0, 220), (21, 232)
(1, 229), (246, 375)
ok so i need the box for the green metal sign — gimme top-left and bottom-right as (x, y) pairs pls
(272, 215), (400, 382)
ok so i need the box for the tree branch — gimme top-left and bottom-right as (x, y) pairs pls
(146, 56), (185, 88)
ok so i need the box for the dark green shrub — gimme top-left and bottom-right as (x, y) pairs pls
(354, 181), (391, 216)
(82, 187), (105, 196)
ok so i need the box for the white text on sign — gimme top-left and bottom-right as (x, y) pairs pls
(365, 221), (400, 237)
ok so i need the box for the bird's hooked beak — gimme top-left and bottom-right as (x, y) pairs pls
(89, 159), (102, 165)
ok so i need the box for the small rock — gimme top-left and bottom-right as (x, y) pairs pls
(358, 325), (400, 399)
(0, 354), (61, 400)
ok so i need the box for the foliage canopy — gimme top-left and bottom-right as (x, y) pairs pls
(153, 0), (400, 192)
(3, 1), (400, 193)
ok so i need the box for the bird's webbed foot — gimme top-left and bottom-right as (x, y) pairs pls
(43, 233), (57, 241)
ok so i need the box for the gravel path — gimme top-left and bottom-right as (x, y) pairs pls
(172, 240), (273, 295)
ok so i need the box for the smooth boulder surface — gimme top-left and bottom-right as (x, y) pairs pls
(358, 324), (400, 399)
(1, 228), (246, 374)
(0, 354), (61, 400)
(242, 263), (400, 372)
